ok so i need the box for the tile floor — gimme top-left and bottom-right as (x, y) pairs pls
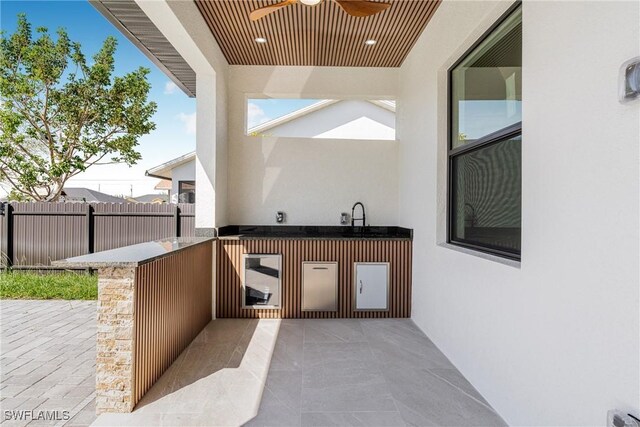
(0, 300), (97, 427)
(94, 318), (506, 427)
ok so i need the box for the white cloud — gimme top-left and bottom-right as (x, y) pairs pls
(178, 112), (196, 135)
(164, 81), (178, 95)
(247, 102), (271, 129)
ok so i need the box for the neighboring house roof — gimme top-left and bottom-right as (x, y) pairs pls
(146, 152), (196, 180)
(154, 179), (172, 191)
(61, 188), (127, 203)
(248, 99), (396, 135)
(371, 100), (397, 112)
(131, 194), (170, 204)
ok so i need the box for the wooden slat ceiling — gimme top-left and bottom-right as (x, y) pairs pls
(194, 0), (441, 67)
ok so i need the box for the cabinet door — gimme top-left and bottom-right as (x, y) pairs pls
(243, 254), (281, 308)
(354, 263), (389, 310)
(302, 262), (338, 311)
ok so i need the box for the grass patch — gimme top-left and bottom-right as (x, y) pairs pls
(0, 271), (98, 300)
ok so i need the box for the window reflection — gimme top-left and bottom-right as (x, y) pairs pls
(451, 8), (522, 147)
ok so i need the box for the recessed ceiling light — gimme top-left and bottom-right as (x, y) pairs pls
(255, 37), (267, 43)
(364, 39), (377, 46)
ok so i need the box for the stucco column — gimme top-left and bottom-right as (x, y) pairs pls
(195, 73), (217, 235)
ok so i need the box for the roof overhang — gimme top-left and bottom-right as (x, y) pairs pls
(90, 0), (196, 97)
(146, 151), (196, 180)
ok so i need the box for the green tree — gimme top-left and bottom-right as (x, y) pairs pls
(0, 14), (156, 201)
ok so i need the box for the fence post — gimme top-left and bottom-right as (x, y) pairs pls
(174, 205), (181, 238)
(86, 204), (95, 254)
(3, 202), (14, 268)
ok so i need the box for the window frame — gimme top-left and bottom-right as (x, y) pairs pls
(178, 180), (196, 203)
(446, 2), (522, 261)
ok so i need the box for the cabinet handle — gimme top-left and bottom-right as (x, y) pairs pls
(359, 280), (363, 294)
(313, 267), (328, 270)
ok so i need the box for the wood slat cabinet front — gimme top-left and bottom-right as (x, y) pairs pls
(216, 239), (412, 319)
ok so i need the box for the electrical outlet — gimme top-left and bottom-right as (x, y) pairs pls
(608, 410), (640, 427)
(340, 213), (349, 225)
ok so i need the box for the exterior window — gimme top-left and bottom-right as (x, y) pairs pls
(178, 181), (195, 203)
(448, 4), (522, 260)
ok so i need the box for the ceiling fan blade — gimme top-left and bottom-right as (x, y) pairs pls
(333, 0), (391, 17)
(250, 0), (297, 21)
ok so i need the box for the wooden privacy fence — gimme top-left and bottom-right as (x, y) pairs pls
(0, 202), (195, 268)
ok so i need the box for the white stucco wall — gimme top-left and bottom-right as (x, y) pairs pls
(228, 66), (399, 225)
(261, 100), (395, 140)
(398, 1), (640, 425)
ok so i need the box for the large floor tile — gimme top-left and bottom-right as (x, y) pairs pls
(303, 319), (366, 343)
(268, 320), (304, 372)
(381, 366), (506, 427)
(301, 382), (398, 413)
(302, 342), (374, 368)
(301, 343), (396, 413)
(261, 369), (303, 411)
(244, 379), (302, 427)
(427, 368), (493, 409)
(301, 411), (406, 427)
(366, 330), (454, 370)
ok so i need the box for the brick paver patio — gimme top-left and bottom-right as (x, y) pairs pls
(1, 300), (97, 426)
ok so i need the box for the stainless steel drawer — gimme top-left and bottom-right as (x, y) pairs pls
(302, 262), (338, 311)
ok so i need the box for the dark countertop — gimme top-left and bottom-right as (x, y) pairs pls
(217, 225), (412, 241)
(52, 237), (215, 268)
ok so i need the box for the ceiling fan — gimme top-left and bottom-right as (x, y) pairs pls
(249, 0), (392, 21)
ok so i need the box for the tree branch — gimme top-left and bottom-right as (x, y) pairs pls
(41, 85), (57, 167)
(0, 162), (40, 200)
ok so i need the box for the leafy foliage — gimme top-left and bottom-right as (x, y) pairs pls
(0, 14), (157, 201)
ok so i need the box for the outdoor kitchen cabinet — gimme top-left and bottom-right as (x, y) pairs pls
(354, 262), (389, 311)
(217, 235), (412, 318)
(302, 262), (338, 311)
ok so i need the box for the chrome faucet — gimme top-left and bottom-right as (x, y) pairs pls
(351, 202), (366, 227)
